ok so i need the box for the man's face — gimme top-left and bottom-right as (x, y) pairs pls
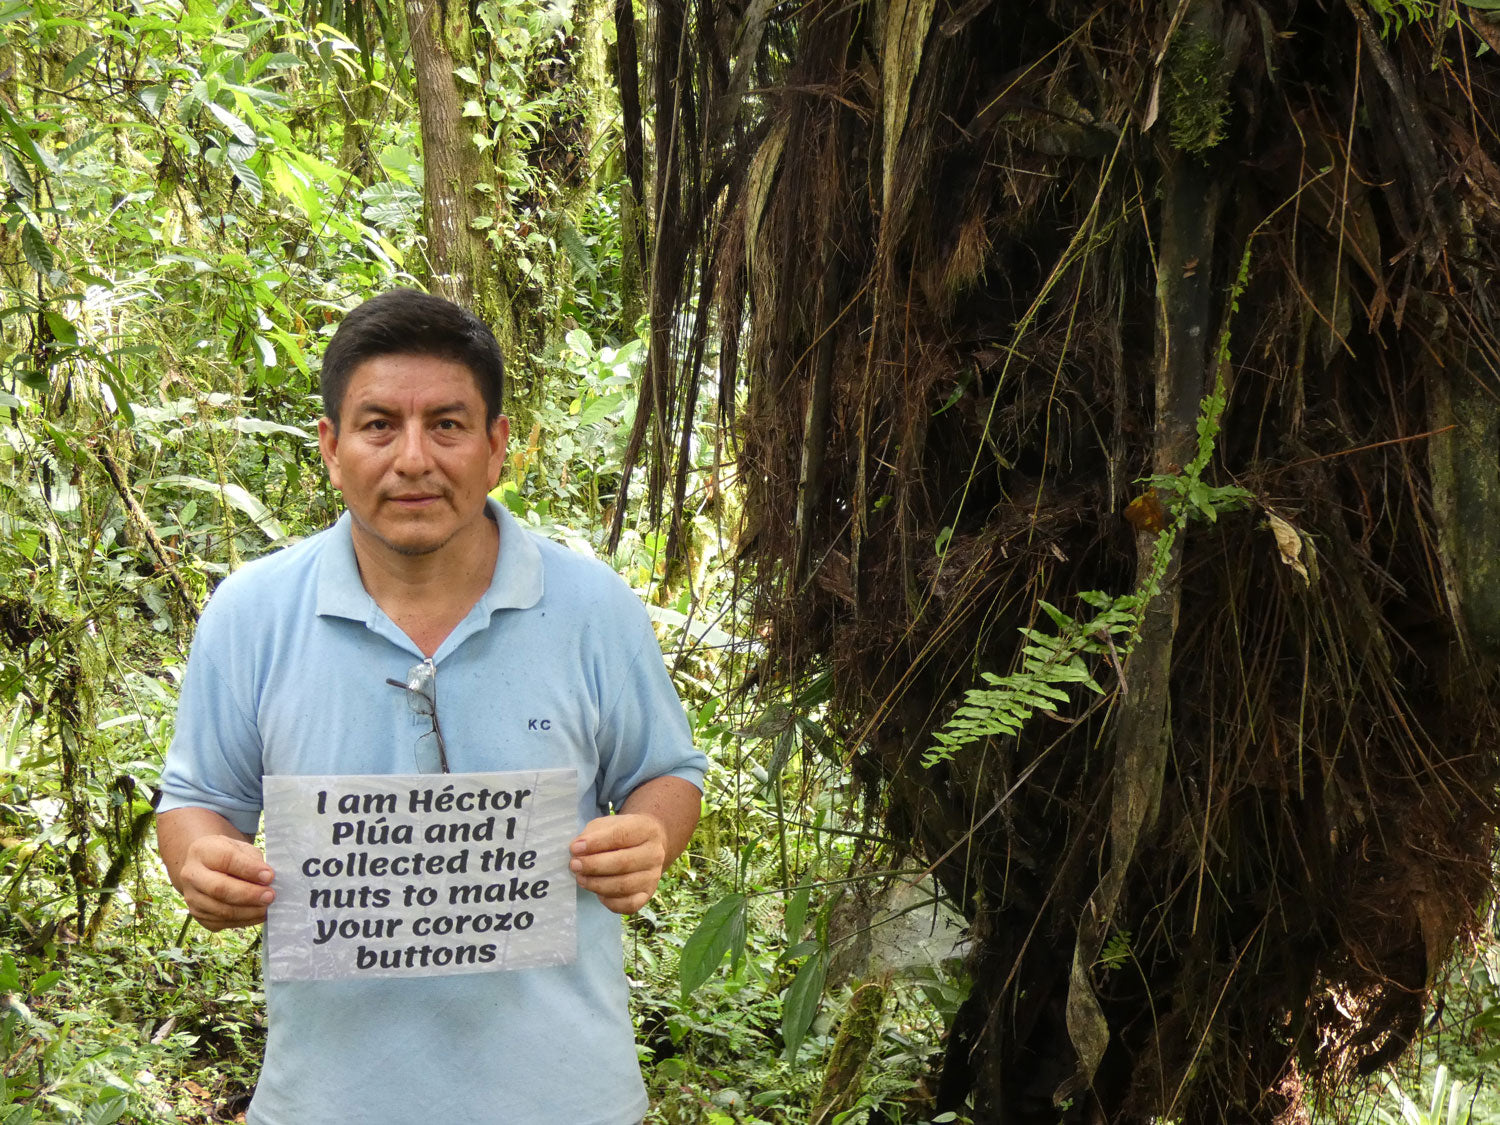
(317, 354), (508, 561)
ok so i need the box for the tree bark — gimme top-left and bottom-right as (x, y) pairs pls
(1064, 0), (1232, 1104)
(404, 0), (509, 334)
(1429, 338), (1500, 658)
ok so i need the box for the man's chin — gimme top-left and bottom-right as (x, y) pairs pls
(385, 537), (447, 557)
(350, 515), (457, 559)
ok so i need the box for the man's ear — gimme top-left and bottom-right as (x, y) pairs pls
(488, 414), (510, 487)
(318, 416), (343, 492)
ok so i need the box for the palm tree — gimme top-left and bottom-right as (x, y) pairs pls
(622, 0), (1500, 1119)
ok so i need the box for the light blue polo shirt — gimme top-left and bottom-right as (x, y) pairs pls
(159, 499), (707, 1125)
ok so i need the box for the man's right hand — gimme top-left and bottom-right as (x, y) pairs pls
(157, 807), (276, 931)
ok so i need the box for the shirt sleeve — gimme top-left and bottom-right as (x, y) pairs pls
(593, 597), (709, 812)
(157, 589), (266, 836)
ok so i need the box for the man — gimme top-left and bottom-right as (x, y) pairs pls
(156, 289), (707, 1123)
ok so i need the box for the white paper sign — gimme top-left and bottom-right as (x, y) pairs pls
(263, 769), (577, 981)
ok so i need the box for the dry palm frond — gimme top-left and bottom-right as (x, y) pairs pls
(627, 0), (1500, 1120)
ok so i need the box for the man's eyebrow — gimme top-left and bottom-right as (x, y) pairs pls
(423, 401), (476, 416)
(348, 400), (477, 418)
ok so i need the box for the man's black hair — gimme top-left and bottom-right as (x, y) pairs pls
(319, 289), (505, 427)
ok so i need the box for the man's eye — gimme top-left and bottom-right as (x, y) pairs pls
(366, 420), (391, 431)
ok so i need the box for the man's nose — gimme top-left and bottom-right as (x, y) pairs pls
(392, 421), (434, 474)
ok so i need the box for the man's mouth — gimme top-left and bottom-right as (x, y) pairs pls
(386, 493), (443, 506)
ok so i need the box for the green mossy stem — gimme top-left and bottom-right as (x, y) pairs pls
(1164, 29), (1232, 154)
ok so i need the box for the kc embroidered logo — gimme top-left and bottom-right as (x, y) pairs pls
(527, 719), (552, 731)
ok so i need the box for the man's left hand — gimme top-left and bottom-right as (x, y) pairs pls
(569, 814), (669, 914)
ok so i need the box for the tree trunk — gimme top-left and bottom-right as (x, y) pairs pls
(338, 81), (379, 185)
(403, 0), (510, 335)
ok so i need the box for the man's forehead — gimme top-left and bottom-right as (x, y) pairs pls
(342, 355), (486, 404)
(345, 394), (479, 414)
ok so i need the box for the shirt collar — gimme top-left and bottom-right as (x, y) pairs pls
(316, 497), (544, 623)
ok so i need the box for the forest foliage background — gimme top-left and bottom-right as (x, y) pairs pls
(0, 1), (1499, 1123)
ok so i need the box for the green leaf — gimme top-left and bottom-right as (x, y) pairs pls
(778, 939), (821, 964)
(58, 131), (97, 165)
(575, 392), (623, 427)
(267, 328), (310, 376)
(557, 220), (596, 278)
(784, 878), (812, 944)
(42, 311), (77, 345)
(137, 84), (170, 114)
(564, 327), (592, 355)
(31, 969), (61, 993)
(361, 181), (419, 226)
(0, 953), (18, 991)
(781, 948), (828, 1059)
(1, 144), (33, 197)
(177, 92), (202, 124)
(253, 334), (276, 368)
(62, 43), (98, 82)
(153, 475), (287, 542)
(21, 222), (53, 274)
(642, 603), (736, 650)
(208, 101), (257, 145)
(233, 416), (310, 439)
(0, 101), (55, 172)
(378, 144), (418, 180)
(1459, 0), (1500, 8)
(83, 1095), (127, 1125)
(679, 892), (747, 999)
(228, 154), (263, 203)
(455, 65), (480, 84)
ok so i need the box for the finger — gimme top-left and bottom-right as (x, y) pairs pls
(583, 874), (656, 910)
(187, 863), (277, 909)
(185, 894), (270, 931)
(197, 837), (274, 885)
(570, 842), (662, 878)
(574, 865), (658, 894)
(595, 890), (652, 915)
(571, 814), (660, 856)
(574, 869), (662, 914)
(180, 869), (272, 926)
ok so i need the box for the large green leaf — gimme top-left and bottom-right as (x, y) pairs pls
(229, 153), (263, 202)
(232, 416), (311, 439)
(784, 876), (812, 945)
(0, 100), (56, 172)
(679, 892), (747, 999)
(781, 948), (828, 1059)
(83, 1096), (127, 1125)
(42, 310), (76, 345)
(153, 475), (287, 542)
(62, 43), (98, 82)
(1, 144), (32, 197)
(208, 100), (257, 145)
(21, 222), (52, 274)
